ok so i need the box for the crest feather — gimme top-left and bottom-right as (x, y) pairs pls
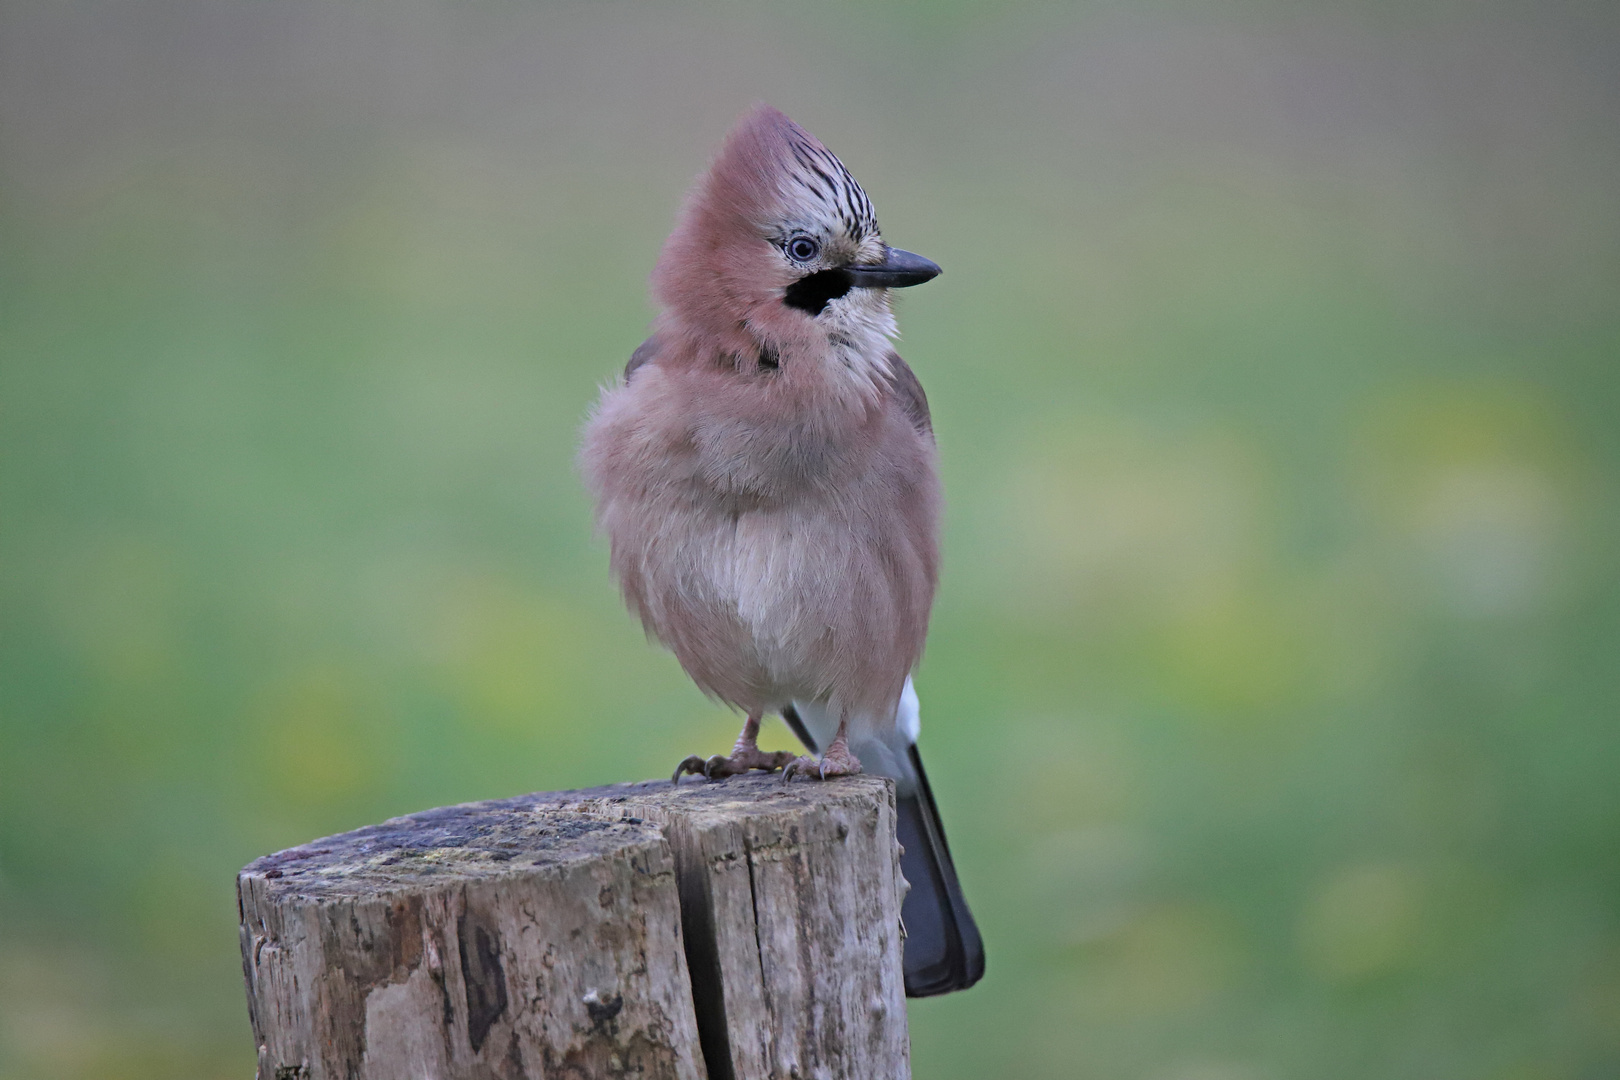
(650, 105), (879, 335)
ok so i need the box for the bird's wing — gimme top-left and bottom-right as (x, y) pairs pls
(623, 333), (663, 382)
(884, 351), (933, 439)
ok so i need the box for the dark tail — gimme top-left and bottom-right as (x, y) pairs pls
(895, 744), (985, 996)
(780, 705), (984, 997)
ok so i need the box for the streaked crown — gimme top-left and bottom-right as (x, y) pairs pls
(650, 105), (889, 333)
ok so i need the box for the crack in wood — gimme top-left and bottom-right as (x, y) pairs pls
(238, 775), (906, 1079)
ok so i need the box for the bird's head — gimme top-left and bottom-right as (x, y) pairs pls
(651, 105), (939, 359)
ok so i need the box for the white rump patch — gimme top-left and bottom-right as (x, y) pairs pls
(897, 676), (921, 744)
(790, 674), (920, 752)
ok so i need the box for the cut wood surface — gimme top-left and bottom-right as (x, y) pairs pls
(238, 774), (909, 1080)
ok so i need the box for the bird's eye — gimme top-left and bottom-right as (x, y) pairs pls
(786, 236), (820, 263)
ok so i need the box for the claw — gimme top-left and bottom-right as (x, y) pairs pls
(671, 755), (707, 784)
(780, 755), (819, 784)
(676, 713), (801, 785)
(675, 747), (799, 784)
(779, 741), (862, 783)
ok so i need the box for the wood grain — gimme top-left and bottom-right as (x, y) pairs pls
(238, 775), (909, 1080)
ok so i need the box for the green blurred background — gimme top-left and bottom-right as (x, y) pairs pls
(3, 1), (1618, 1076)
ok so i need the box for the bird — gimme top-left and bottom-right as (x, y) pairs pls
(579, 104), (984, 997)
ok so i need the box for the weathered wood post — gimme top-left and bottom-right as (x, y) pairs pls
(238, 774), (910, 1080)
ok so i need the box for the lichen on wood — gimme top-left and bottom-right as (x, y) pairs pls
(238, 774), (909, 1080)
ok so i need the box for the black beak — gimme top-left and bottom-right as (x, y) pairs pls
(843, 247), (941, 289)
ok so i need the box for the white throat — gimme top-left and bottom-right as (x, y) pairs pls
(818, 287), (898, 398)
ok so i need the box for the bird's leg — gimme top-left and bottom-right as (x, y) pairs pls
(671, 713), (797, 783)
(782, 717), (863, 782)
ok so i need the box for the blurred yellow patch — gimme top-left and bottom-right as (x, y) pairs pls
(1026, 824), (1156, 947)
(1298, 862), (1423, 983)
(998, 415), (1271, 624)
(0, 939), (241, 1079)
(428, 572), (591, 739)
(0, 946), (115, 1078)
(999, 715), (1137, 830)
(1354, 381), (1579, 618)
(1093, 901), (1242, 1016)
(245, 665), (392, 807)
(127, 855), (222, 963)
(1155, 588), (1311, 720)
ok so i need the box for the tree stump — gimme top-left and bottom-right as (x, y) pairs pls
(237, 774), (910, 1080)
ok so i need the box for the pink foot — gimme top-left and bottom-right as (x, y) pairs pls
(781, 726), (862, 782)
(672, 714), (795, 783)
(672, 746), (797, 783)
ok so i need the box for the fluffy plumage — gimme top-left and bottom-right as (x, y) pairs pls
(579, 104), (982, 996)
(583, 106), (936, 730)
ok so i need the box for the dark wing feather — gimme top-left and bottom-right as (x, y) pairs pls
(779, 705), (986, 998)
(894, 745), (985, 996)
(884, 351), (933, 438)
(623, 333), (662, 382)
